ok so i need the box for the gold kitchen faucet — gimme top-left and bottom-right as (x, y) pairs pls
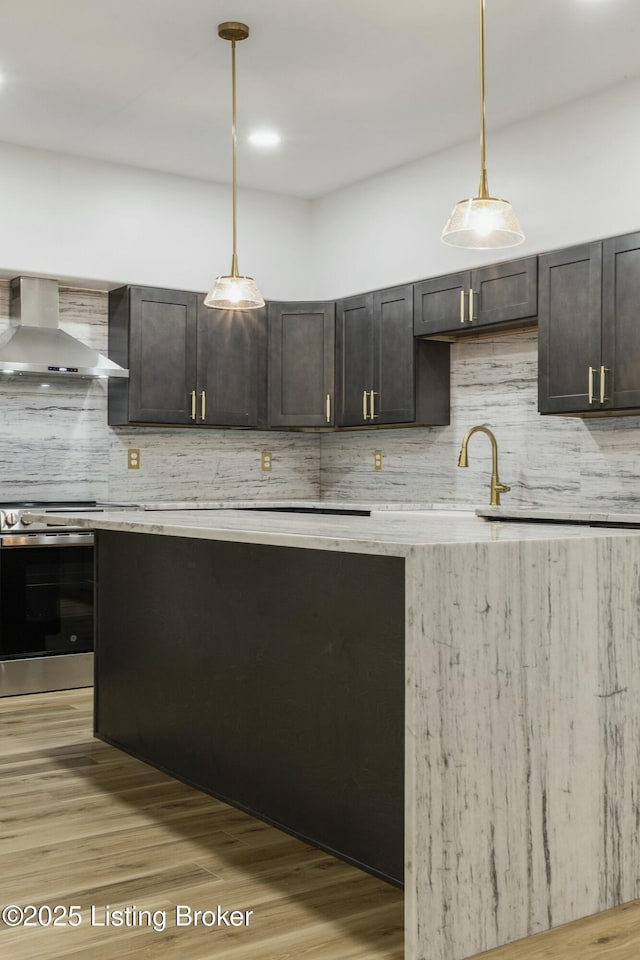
(458, 425), (511, 506)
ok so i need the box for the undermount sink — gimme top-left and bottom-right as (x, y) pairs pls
(242, 506), (371, 517)
(476, 507), (640, 527)
(376, 508), (473, 515)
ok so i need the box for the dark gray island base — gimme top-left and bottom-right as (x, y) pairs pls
(95, 530), (405, 885)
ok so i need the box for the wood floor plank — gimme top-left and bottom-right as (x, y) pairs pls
(476, 900), (640, 960)
(0, 689), (403, 960)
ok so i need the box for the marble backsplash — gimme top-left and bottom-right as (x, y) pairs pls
(107, 429), (319, 504)
(320, 331), (640, 512)
(0, 281), (319, 503)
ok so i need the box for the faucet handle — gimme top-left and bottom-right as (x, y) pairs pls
(491, 479), (511, 507)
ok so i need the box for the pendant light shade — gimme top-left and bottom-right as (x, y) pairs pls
(442, 197), (524, 250)
(442, 0), (524, 250)
(205, 21), (264, 311)
(204, 272), (264, 310)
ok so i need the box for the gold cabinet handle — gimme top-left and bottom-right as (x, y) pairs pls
(369, 390), (378, 420)
(460, 289), (466, 323)
(469, 288), (475, 322)
(326, 393), (331, 423)
(588, 366), (595, 404)
(599, 366), (608, 404)
(362, 389), (368, 421)
(200, 390), (206, 421)
(190, 389), (196, 421)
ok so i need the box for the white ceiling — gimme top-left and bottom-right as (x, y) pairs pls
(0, 0), (638, 199)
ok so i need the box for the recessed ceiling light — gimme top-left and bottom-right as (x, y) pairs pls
(248, 130), (281, 148)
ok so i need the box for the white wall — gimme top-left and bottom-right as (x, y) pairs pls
(3, 78), (639, 304)
(0, 141), (312, 300)
(310, 78), (640, 299)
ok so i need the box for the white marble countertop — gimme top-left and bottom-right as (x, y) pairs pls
(477, 506), (640, 525)
(27, 508), (640, 558)
(96, 499), (473, 513)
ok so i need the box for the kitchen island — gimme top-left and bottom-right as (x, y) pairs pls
(32, 507), (640, 960)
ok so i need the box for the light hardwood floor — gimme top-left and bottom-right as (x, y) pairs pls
(0, 689), (639, 960)
(0, 687), (403, 960)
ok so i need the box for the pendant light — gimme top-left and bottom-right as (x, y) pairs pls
(204, 22), (264, 310)
(441, 0), (524, 249)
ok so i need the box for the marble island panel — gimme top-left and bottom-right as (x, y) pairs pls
(405, 529), (640, 958)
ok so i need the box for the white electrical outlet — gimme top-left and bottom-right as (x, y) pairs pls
(374, 450), (384, 471)
(128, 448), (140, 470)
(261, 451), (273, 472)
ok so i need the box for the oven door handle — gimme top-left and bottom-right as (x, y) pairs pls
(0, 533), (95, 548)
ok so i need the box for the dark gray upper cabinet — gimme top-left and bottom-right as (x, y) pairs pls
(538, 243), (602, 414)
(412, 272), (469, 338)
(601, 231), (640, 410)
(414, 256), (538, 337)
(268, 301), (336, 428)
(337, 293), (377, 426)
(108, 286), (265, 427)
(196, 304), (265, 428)
(539, 232), (640, 415)
(109, 286), (198, 425)
(337, 285), (450, 427)
(374, 286), (418, 423)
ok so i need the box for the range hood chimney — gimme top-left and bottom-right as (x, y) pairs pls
(0, 277), (129, 379)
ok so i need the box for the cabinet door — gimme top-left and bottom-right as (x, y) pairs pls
(538, 244), (602, 414)
(336, 294), (375, 426)
(196, 304), (265, 427)
(602, 232), (640, 410)
(128, 287), (198, 424)
(268, 302), (335, 428)
(471, 256), (537, 328)
(372, 284), (415, 424)
(413, 272), (470, 336)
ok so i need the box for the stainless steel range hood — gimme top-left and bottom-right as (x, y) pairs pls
(0, 277), (129, 378)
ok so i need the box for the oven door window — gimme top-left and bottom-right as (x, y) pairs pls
(0, 545), (94, 658)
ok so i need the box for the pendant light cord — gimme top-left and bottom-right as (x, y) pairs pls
(207, 21), (263, 305)
(231, 39), (239, 277)
(478, 0), (489, 199)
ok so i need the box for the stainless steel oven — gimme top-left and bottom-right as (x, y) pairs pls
(0, 503), (97, 697)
